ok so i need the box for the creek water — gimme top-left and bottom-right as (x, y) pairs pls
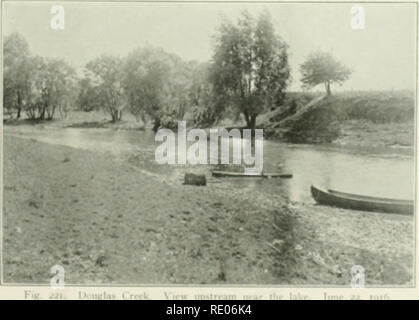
(6, 126), (414, 203)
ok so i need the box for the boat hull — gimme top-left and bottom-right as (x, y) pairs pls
(311, 185), (414, 215)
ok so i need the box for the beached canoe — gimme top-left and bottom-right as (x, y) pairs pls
(311, 185), (414, 215)
(212, 170), (293, 178)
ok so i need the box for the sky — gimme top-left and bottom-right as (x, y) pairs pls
(2, 1), (417, 91)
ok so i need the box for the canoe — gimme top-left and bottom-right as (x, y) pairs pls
(212, 170), (292, 178)
(311, 185), (414, 215)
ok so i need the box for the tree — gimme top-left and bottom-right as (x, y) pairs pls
(85, 56), (125, 122)
(3, 33), (33, 118)
(210, 11), (290, 130)
(188, 62), (220, 127)
(76, 77), (102, 112)
(4, 33), (75, 121)
(300, 51), (352, 95)
(123, 47), (192, 132)
(25, 57), (76, 120)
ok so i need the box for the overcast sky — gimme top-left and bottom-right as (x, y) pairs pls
(3, 1), (417, 91)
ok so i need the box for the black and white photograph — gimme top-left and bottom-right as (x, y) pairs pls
(1, 1), (416, 288)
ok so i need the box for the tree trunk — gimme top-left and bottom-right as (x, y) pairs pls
(243, 111), (250, 127)
(245, 114), (257, 131)
(153, 118), (161, 133)
(326, 81), (331, 95)
(184, 173), (206, 186)
(48, 105), (56, 120)
(16, 91), (21, 119)
(111, 109), (123, 122)
(40, 105), (46, 120)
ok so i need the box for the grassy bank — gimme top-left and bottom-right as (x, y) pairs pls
(4, 90), (415, 148)
(262, 91), (415, 146)
(3, 110), (145, 131)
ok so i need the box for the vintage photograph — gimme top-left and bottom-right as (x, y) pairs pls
(1, 1), (416, 286)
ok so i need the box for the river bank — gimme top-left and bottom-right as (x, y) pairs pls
(336, 120), (414, 148)
(4, 112), (415, 152)
(2, 134), (295, 284)
(3, 110), (145, 131)
(2, 132), (414, 285)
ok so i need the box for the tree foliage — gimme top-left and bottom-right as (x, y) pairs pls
(4, 33), (76, 120)
(300, 51), (352, 95)
(85, 55), (126, 122)
(211, 11), (290, 129)
(76, 78), (102, 112)
(27, 57), (76, 120)
(3, 33), (33, 118)
(123, 47), (194, 131)
(188, 62), (220, 127)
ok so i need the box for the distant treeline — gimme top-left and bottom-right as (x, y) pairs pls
(3, 32), (218, 130)
(4, 10), (411, 134)
(4, 11), (294, 132)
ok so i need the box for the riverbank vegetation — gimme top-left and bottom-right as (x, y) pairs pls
(300, 51), (352, 96)
(261, 91), (414, 145)
(4, 33), (77, 121)
(0, 12), (332, 133)
(4, 11), (414, 146)
(8, 12), (290, 130)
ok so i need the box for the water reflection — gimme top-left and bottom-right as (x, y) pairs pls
(6, 126), (414, 203)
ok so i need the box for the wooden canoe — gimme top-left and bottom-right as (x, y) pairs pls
(311, 185), (414, 215)
(211, 170), (292, 178)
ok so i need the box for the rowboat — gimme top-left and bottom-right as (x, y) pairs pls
(211, 170), (293, 178)
(310, 185), (414, 215)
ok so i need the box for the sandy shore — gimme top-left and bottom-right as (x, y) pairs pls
(3, 135), (289, 284)
(2, 133), (414, 285)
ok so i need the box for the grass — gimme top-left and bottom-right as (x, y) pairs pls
(261, 90), (415, 144)
(3, 110), (146, 130)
